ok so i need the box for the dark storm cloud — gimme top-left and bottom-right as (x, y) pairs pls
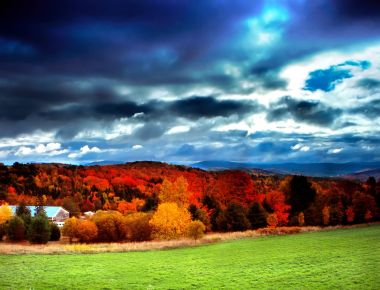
(0, 79), (130, 121)
(0, 0), (262, 80)
(356, 78), (380, 90)
(0, 0), (379, 164)
(331, 0), (380, 20)
(0, 81), (260, 138)
(134, 123), (167, 141)
(250, 61), (288, 90)
(267, 96), (342, 126)
(168, 96), (260, 120)
(350, 99), (380, 119)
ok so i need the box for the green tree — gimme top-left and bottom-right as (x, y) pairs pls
(16, 203), (32, 238)
(29, 215), (51, 244)
(7, 216), (25, 241)
(16, 203), (30, 216)
(34, 205), (46, 217)
(49, 223), (61, 241)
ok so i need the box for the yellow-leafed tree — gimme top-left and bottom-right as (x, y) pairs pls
(159, 176), (190, 208)
(149, 202), (191, 240)
(0, 204), (13, 225)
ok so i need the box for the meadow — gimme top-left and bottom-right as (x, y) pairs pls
(0, 225), (379, 289)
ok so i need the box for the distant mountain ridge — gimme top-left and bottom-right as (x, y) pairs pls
(342, 168), (380, 181)
(83, 160), (125, 166)
(191, 160), (380, 177)
(61, 159), (380, 178)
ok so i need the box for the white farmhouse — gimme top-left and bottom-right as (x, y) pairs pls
(9, 206), (69, 226)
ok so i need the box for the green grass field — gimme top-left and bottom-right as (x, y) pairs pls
(1, 225), (379, 290)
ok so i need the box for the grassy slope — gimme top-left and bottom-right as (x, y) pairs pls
(0, 225), (379, 290)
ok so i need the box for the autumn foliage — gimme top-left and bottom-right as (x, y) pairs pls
(0, 161), (379, 244)
(187, 220), (206, 241)
(150, 202), (192, 240)
(76, 220), (98, 243)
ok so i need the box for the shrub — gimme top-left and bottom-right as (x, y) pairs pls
(257, 226), (302, 236)
(29, 214), (51, 244)
(266, 213), (278, 228)
(248, 203), (268, 229)
(124, 212), (153, 242)
(92, 211), (127, 242)
(187, 220), (206, 241)
(50, 223), (61, 241)
(76, 220), (98, 243)
(149, 202), (192, 240)
(7, 216), (25, 241)
(62, 217), (79, 243)
(216, 203), (250, 232)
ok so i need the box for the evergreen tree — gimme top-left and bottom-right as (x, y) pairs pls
(49, 223), (61, 241)
(7, 216), (25, 241)
(29, 215), (51, 244)
(248, 203), (268, 229)
(287, 175), (316, 214)
(16, 203), (32, 237)
(16, 202), (30, 216)
(216, 203), (250, 232)
(34, 205), (46, 217)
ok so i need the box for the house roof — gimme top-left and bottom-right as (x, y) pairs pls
(9, 206), (68, 218)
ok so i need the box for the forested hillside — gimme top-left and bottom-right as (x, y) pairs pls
(0, 162), (379, 230)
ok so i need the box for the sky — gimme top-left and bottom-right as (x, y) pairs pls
(0, 0), (380, 165)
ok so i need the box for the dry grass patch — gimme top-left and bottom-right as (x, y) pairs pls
(1, 223), (378, 254)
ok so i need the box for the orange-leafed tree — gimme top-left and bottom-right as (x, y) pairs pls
(117, 198), (144, 214)
(62, 217), (79, 243)
(124, 212), (153, 242)
(149, 202), (192, 240)
(76, 220), (98, 243)
(91, 210), (127, 242)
